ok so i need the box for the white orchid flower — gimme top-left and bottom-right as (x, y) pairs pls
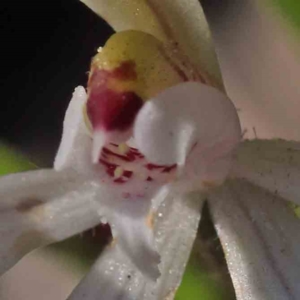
(1, 1), (300, 300)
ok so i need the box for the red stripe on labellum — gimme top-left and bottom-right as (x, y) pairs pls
(99, 158), (117, 177)
(126, 151), (136, 161)
(128, 148), (144, 159)
(123, 170), (133, 178)
(162, 164), (177, 173)
(99, 143), (177, 185)
(145, 163), (166, 171)
(114, 178), (127, 184)
(99, 158), (117, 169)
(100, 147), (134, 184)
(103, 147), (135, 162)
(146, 163), (177, 173)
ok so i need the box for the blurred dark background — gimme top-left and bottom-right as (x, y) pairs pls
(1, 0), (113, 165)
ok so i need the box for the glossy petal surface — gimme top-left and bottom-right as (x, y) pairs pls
(0, 169), (101, 276)
(231, 139), (300, 206)
(68, 191), (204, 300)
(209, 179), (300, 300)
(55, 86), (164, 278)
(54, 86), (91, 172)
(134, 82), (241, 190)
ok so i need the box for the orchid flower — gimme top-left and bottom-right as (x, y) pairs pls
(1, 1), (300, 300)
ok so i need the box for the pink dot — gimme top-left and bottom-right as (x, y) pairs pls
(122, 192), (131, 199)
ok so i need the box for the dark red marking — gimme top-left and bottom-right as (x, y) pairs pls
(114, 178), (127, 183)
(129, 147), (140, 153)
(112, 61), (137, 80)
(123, 170), (133, 178)
(105, 144), (144, 161)
(146, 163), (176, 173)
(125, 151), (136, 161)
(145, 163), (165, 171)
(99, 158), (117, 177)
(102, 147), (135, 162)
(128, 148), (144, 159)
(100, 147), (135, 184)
(162, 164), (176, 173)
(99, 158), (117, 169)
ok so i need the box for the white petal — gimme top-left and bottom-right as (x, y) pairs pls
(134, 82), (241, 188)
(91, 130), (106, 164)
(231, 139), (300, 206)
(88, 173), (163, 280)
(209, 179), (300, 300)
(68, 191), (205, 300)
(0, 169), (77, 209)
(80, 0), (221, 85)
(110, 210), (160, 281)
(54, 86), (92, 172)
(67, 246), (140, 300)
(0, 169), (101, 276)
(202, 0), (300, 140)
(149, 192), (204, 299)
